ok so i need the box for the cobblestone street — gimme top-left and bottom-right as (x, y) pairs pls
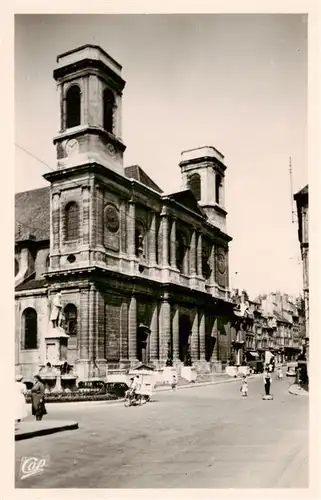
(15, 376), (308, 489)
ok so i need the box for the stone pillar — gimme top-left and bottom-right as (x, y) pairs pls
(172, 304), (180, 361)
(149, 212), (157, 265)
(199, 311), (205, 360)
(211, 318), (219, 362)
(209, 243), (216, 285)
(88, 284), (95, 363)
(127, 201), (136, 258)
(82, 186), (90, 245)
(197, 232), (203, 277)
(150, 302), (159, 361)
(160, 299), (171, 362)
(79, 288), (90, 360)
(161, 214), (169, 267)
(96, 185), (104, 247)
(190, 230), (197, 275)
(170, 218), (177, 267)
(128, 295), (137, 362)
(51, 192), (60, 252)
(120, 301), (128, 362)
(191, 309), (199, 361)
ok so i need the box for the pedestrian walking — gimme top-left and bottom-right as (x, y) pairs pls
(15, 375), (28, 430)
(240, 375), (248, 397)
(263, 367), (272, 396)
(172, 375), (178, 390)
(276, 367), (283, 380)
(31, 374), (47, 421)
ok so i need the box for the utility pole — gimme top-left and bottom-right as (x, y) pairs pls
(289, 156), (296, 224)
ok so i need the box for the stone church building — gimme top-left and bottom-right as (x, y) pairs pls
(15, 44), (235, 382)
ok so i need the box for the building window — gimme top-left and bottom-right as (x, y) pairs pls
(188, 173), (201, 201)
(64, 304), (77, 336)
(23, 308), (37, 350)
(65, 202), (79, 241)
(215, 174), (222, 204)
(66, 85), (81, 128)
(15, 258), (19, 277)
(202, 241), (211, 279)
(176, 230), (187, 273)
(103, 89), (115, 133)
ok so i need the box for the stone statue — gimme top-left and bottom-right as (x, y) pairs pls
(50, 292), (63, 328)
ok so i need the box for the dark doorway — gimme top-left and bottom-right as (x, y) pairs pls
(179, 315), (191, 364)
(137, 325), (150, 364)
(205, 335), (216, 362)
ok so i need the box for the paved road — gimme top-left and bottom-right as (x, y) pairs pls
(15, 376), (308, 489)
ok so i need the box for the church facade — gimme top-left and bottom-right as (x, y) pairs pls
(15, 45), (235, 382)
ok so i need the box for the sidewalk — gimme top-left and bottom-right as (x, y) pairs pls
(15, 420), (79, 441)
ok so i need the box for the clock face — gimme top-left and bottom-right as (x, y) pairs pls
(217, 252), (226, 274)
(66, 138), (79, 156)
(107, 143), (116, 159)
(105, 205), (119, 233)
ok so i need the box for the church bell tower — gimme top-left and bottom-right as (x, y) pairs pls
(179, 146), (227, 233)
(53, 44), (126, 174)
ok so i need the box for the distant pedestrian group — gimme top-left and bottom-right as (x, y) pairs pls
(15, 373), (48, 430)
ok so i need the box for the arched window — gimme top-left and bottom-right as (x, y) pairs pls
(64, 304), (77, 336)
(23, 308), (37, 350)
(65, 202), (79, 241)
(188, 173), (201, 201)
(103, 89), (115, 133)
(176, 231), (187, 273)
(66, 85), (81, 128)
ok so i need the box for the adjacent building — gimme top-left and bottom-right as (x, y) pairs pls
(294, 185), (309, 376)
(15, 44), (235, 382)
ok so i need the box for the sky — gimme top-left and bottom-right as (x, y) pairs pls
(14, 14), (308, 299)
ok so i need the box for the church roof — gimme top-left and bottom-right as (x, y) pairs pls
(15, 186), (50, 242)
(124, 165), (163, 193)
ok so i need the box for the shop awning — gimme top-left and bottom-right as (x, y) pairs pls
(249, 351), (259, 358)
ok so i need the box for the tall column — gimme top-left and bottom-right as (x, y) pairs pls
(51, 192), (60, 252)
(172, 304), (180, 361)
(128, 295), (137, 362)
(160, 299), (171, 361)
(150, 302), (159, 361)
(211, 318), (219, 362)
(95, 185), (104, 247)
(82, 186), (90, 245)
(161, 213), (169, 267)
(197, 232), (203, 277)
(209, 243), (216, 285)
(190, 230), (197, 275)
(170, 218), (177, 268)
(199, 311), (205, 360)
(79, 288), (90, 360)
(191, 309), (199, 361)
(149, 212), (157, 265)
(127, 201), (136, 258)
(88, 284), (95, 363)
(120, 301), (128, 362)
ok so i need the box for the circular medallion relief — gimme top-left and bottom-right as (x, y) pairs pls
(217, 252), (226, 274)
(105, 205), (119, 233)
(66, 138), (79, 156)
(106, 143), (116, 159)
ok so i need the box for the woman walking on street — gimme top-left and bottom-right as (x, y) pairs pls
(31, 374), (47, 421)
(263, 366), (272, 396)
